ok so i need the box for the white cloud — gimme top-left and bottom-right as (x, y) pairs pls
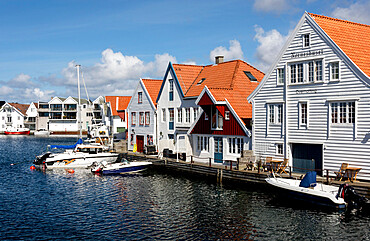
(253, 25), (289, 72)
(331, 1), (370, 25)
(209, 40), (244, 63)
(0, 86), (14, 95)
(253, 0), (290, 14)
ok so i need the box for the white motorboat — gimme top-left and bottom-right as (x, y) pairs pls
(33, 142), (119, 169)
(91, 159), (152, 175)
(266, 172), (346, 209)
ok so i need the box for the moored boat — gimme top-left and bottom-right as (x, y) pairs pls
(4, 127), (30, 135)
(266, 171), (346, 209)
(91, 159), (152, 175)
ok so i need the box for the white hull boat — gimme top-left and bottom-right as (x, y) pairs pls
(266, 172), (346, 209)
(34, 142), (119, 169)
(91, 160), (152, 175)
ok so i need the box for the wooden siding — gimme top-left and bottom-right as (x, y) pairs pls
(252, 15), (370, 180)
(198, 92), (214, 106)
(191, 105), (246, 136)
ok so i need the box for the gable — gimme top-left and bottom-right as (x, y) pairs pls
(198, 92), (214, 106)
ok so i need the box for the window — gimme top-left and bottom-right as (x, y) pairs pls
(169, 108), (174, 130)
(197, 78), (206, 85)
(331, 102), (355, 124)
(139, 112), (144, 125)
(147, 135), (153, 145)
(330, 62), (340, 80)
(185, 108), (190, 123)
(225, 111), (230, 120)
(303, 34), (310, 47)
(169, 79), (174, 101)
(7, 116), (12, 123)
(276, 144), (283, 155)
(228, 137), (243, 154)
(211, 107), (223, 129)
(138, 92), (143, 103)
(204, 112), (208, 120)
(145, 112), (150, 125)
(289, 60), (323, 84)
(177, 108), (182, 123)
(277, 68), (285, 84)
(299, 102), (308, 127)
(168, 134), (174, 139)
(193, 107), (198, 121)
(244, 71), (257, 81)
(197, 136), (209, 151)
(162, 108), (166, 122)
(269, 104), (283, 124)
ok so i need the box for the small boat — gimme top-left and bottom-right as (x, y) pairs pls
(266, 171), (346, 209)
(4, 127), (30, 135)
(34, 129), (49, 136)
(91, 159), (152, 175)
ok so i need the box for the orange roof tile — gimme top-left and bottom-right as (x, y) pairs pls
(309, 13), (370, 77)
(105, 96), (131, 116)
(191, 60), (264, 119)
(142, 79), (162, 106)
(8, 103), (29, 115)
(172, 64), (204, 94)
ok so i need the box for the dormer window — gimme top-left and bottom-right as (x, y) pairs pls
(303, 34), (310, 47)
(244, 71), (257, 82)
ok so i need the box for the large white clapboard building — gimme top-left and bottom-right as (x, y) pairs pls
(248, 12), (370, 180)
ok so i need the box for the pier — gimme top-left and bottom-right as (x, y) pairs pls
(123, 151), (370, 199)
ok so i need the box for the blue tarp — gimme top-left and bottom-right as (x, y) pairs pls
(50, 138), (83, 149)
(299, 171), (317, 188)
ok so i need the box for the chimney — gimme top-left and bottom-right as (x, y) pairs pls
(215, 56), (224, 64)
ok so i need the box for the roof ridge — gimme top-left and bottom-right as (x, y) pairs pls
(230, 61), (240, 89)
(142, 78), (162, 81)
(309, 13), (370, 28)
(172, 63), (204, 68)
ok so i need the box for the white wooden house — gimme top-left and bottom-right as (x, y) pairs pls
(0, 102), (28, 132)
(25, 102), (38, 130)
(248, 12), (370, 180)
(105, 96), (131, 135)
(127, 79), (162, 152)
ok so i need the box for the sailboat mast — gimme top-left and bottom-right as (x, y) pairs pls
(76, 64), (82, 139)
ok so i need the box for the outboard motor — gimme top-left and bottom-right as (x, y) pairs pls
(33, 152), (52, 165)
(338, 183), (370, 212)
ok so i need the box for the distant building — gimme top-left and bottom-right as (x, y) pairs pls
(24, 102), (38, 130)
(0, 102), (29, 132)
(105, 96), (131, 134)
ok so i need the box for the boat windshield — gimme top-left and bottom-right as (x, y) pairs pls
(76, 147), (103, 154)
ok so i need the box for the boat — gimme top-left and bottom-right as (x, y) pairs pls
(33, 65), (118, 169)
(265, 171), (346, 209)
(4, 127), (30, 135)
(91, 159), (152, 175)
(33, 141), (119, 169)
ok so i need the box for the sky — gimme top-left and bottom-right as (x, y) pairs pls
(1, 0), (370, 103)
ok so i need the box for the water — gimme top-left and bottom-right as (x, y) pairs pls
(0, 136), (369, 240)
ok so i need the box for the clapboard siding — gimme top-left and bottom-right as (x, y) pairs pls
(251, 13), (370, 180)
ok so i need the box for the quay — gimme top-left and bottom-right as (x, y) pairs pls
(123, 151), (370, 199)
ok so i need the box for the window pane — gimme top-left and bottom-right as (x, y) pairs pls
(290, 64), (296, 83)
(269, 104), (275, 123)
(297, 64), (303, 83)
(331, 103), (338, 123)
(348, 102), (355, 123)
(316, 60), (322, 81)
(308, 62), (314, 82)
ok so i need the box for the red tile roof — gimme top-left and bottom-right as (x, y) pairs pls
(309, 13), (370, 77)
(8, 103), (29, 115)
(172, 64), (204, 94)
(186, 60), (264, 119)
(105, 96), (131, 116)
(142, 79), (162, 106)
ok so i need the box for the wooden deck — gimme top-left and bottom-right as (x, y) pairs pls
(123, 151), (370, 198)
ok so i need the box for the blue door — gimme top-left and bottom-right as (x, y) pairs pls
(214, 137), (223, 163)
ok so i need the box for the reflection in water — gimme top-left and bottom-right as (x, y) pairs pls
(0, 136), (369, 240)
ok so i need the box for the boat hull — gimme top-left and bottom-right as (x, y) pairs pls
(4, 130), (30, 135)
(93, 161), (152, 175)
(266, 178), (346, 209)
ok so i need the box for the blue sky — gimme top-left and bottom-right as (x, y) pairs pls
(1, 0), (369, 103)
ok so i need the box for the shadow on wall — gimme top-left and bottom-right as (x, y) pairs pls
(361, 132), (370, 144)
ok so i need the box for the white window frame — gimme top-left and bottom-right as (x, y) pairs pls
(299, 102), (308, 128)
(145, 112), (150, 125)
(225, 111), (230, 120)
(138, 92), (143, 103)
(177, 108), (182, 123)
(193, 107), (198, 121)
(330, 101), (355, 124)
(139, 112), (144, 125)
(330, 61), (340, 81)
(185, 108), (191, 123)
(131, 112), (136, 126)
(302, 33), (310, 48)
(228, 137), (243, 154)
(277, 68), (285, 85)
(197, 135), (209, 152)
(268, 104), (283, 125)
(211, 108), (223, 130)
(276, 143), (283, 155)
(289, 59), (323, 84)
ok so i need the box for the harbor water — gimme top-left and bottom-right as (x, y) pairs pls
(1, 136), (369, 240)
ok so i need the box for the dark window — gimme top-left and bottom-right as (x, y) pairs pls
(244, 71), (257, 81)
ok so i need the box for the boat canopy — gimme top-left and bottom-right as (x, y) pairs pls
(50, 138), (83, 149)
(299, 171), (317, 188)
